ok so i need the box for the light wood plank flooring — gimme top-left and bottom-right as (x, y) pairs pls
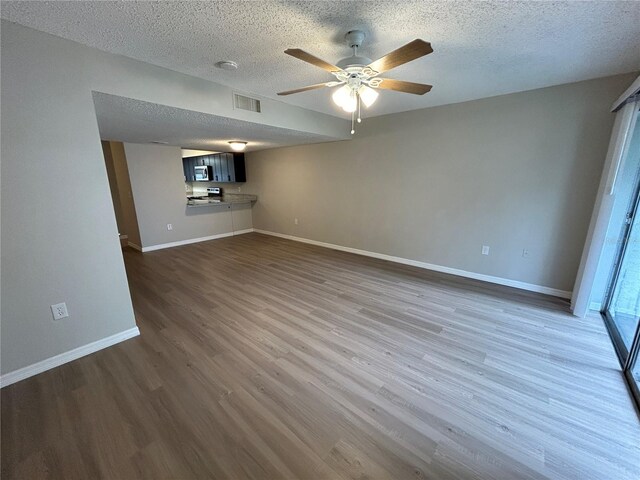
(2, 233), (639, 479)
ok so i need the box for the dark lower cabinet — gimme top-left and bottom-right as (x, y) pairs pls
(183, 153), (245, 183)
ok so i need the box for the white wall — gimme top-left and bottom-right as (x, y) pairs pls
(1, 25), (137, 375)
(124, 143), (252, 248)
(0, 20), (341, 378)
(244, 74), (636, 295)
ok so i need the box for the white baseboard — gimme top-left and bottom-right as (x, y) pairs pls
(0, 327), (140, 388)
(233, 228), (255, 236)
(141, 229), (255, 252)
(142, 232), (235, 252)
(253, 229), (572, 299)
(127, 241), (142, 251)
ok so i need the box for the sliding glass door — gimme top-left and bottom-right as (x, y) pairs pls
(603, 187), (640, 362)
(627, 327), (640, 405)
(602, 105), (640, 404)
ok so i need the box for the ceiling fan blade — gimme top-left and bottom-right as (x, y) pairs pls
(375, 78), (432, 95)
(277, 83), (333, 96)
(284, 48), (342, 73)
(367, 39), (433, 74)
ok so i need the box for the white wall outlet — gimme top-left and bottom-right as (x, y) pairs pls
(294, 218), (299, 225)
(481, 245), (490, 255)
(167, 223), (173, 231)
(522, 248), (530, 258)
(237, 187), (241, 193)
(51, 302), (69, 320)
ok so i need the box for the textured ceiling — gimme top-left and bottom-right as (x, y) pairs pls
(92, 92), (338, 151)
(3, 1), (640, 118)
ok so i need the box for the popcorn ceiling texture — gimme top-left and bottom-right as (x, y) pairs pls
(92, 93), (337, 151)
(2, 1), (640, 118)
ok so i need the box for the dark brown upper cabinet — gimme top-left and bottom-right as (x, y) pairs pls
(182, 153), (246, 183)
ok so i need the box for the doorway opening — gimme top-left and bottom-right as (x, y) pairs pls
(101, 141), (142, 251)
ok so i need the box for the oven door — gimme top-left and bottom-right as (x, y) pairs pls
(194, 166), (210, 181)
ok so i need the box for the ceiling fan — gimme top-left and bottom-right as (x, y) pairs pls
(278, 30), (433, 134)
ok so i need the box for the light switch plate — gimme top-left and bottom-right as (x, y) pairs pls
(482, 245), (490, 255)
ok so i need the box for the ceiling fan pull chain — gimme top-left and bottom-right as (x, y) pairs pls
(351, 109), (355, 135)
(357, 94), (362, 124)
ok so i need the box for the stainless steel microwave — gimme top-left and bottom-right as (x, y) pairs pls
(194, 165), (212, 182)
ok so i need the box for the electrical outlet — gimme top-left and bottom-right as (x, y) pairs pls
(237, 187), (241, 193)
(51, 302), (69, 320)
(294, 218), (299, 225)
(167, 224), (173, 231)
(482, 245), (490, 255)
(522, 249), (530, 258)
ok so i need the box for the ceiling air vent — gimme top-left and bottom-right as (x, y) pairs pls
(233, 93), (261, 113)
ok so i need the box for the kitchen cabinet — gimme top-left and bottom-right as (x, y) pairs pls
(182, 153), (246, 183)
(209, 155), (218, 181)
(229, 153), (246, 182)
(219, 154), (230, 182)
(213, 155), (223, 182)
(183, 157), (196, 182)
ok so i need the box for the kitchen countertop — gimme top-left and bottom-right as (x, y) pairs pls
(186, 194), (257, 208)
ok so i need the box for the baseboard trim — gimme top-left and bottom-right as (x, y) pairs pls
(233, 228), (255, 236)
(127, 241), (142, 251)
(141, 229), (256, 252)
(253, 229), (572, 299)
(0, 327), (140, 388)
(142, 232), (235, 252)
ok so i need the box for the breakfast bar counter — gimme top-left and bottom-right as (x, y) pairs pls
(186, 194), (257, 208)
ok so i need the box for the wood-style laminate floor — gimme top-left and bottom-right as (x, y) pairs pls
(2, 233), (639, 479)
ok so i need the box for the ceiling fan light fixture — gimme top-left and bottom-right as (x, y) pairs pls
(342, 102), (357, 113)
(332, 84), (352, 108)
(342, 91), (358, 113)
(358, 85), (379, 108)
(228, 141), (247, 151)
(278, 34), (433, 135)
